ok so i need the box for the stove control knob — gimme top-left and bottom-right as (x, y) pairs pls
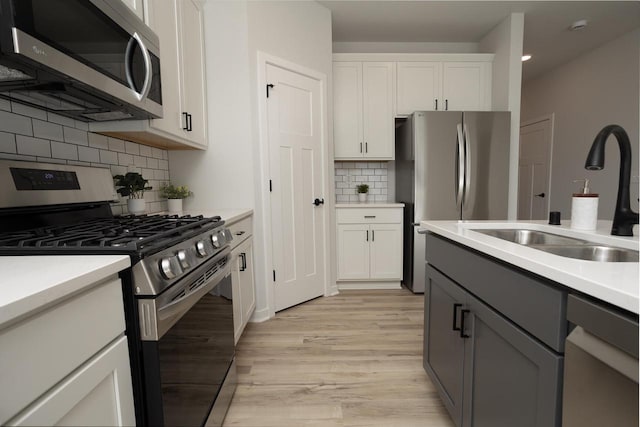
(159, 256), (183, 280)
(195, 240), (208, 257)
(177, 249), (190, 269)
(223, 229), (233, 242)
(211, 233), (222, 248)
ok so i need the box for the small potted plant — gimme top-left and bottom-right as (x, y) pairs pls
(356, 183), (369, 203)
(113, 172), (152, 215)
(160, 183), (193, 213)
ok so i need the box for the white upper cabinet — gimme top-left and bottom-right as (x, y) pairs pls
(119, 0), (145, 21)
(333, 61), (395, 160)
(90, 0), (208, 150)
(396, 57), (492, 114)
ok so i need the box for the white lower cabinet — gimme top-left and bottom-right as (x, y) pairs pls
(336, 206), (403, 289)
(1, 277), (134, 427)
(226, 214), (256, 344)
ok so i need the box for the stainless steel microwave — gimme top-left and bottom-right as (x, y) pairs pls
(0, 0), (162, 121)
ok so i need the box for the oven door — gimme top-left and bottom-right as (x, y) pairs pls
(138, 248), (235, 427)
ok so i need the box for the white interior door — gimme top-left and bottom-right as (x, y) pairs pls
(266, 64), (325, 312)
(518, 117), (553, 220)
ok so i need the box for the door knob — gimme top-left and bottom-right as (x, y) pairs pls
(535, 193), (546, 198)
(313, 198), (325, 206)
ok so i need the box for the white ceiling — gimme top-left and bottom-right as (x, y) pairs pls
(319, 1), (640, 81)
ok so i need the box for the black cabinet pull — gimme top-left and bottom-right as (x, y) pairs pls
(460, 309), (470, 338)
(182, 112), (189, 130)
(360, 142), (363, 153)
(445, 99), (449, 111)
(535, 192), (546, 198)
(365, 142), (368, 153)
(187, 113), (192, 132)
(235, 231), (246, 236)
(452, 303), (462, 331)
(366, 230), (369, 242)
(435, 99), (438, 110)
(372, 230), (375, 241)
(239, 253), (247, 271)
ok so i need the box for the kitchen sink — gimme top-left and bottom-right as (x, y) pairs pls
(472, 229), (639, 262)
(473, 229), (589, 246)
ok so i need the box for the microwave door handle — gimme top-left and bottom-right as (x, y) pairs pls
(125, 32), (153, 101)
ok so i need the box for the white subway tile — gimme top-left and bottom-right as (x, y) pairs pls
(0, 110), (33, 136)
(88, 132), (109, 149)
(343, 188), (355, 195)
(11, 102), (47, 120)
(375, 181), (387, 188)
(33, 120), (64, 141)
(369, 188), (381, 195)
(0, 98), (11, 111)
(78, 146), (100, 163)
(118, 152), (134, 166)
(99, 149), (118, 165)
(74, 120), (89, 131)
(110, 165), (127, 176)
(335, 169), (347, 176)
(334, 188), (343, 195)
(158, 159), (168, 170)
(125, 141), (140, 155)
(374, 169), (387, 175)
(336, 195), (349, 203)
(380, 175), (388, 182)
(63, 126), (88, 146)
(374, 195), (388, 202)
(162, 150), (168, 160)
(349, 169), (362, 176)
(68, 160), (91, 167)
(139, 144), (152, 157)
(355, 162), (368, 169)
(108, 137), (126, 152)
(336, 182), (349, 189)
(37, 157), (66, 164)
(16, 135), (50, 157)
(348, 195), (359, 202)
(0, 153), (36, 161)
(369, 175), (381, 182)
(146, 157), (159, 170)
(367, 162), (380, 168)
(0, 132), (16, 154)
(151, 147), (163, 159)
(362, 169), (374, 175)
(51, 141), (78, 160)
(47, 112), (75, 127)
(134, 155), (147, 167)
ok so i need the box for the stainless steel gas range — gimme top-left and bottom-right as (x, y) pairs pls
(0, 160), (236, 427)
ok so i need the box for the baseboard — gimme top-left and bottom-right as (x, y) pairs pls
(249, 306), (271, 323)
(337, 281), (402, 290)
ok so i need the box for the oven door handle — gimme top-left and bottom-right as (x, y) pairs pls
(146, 247), (231, 340)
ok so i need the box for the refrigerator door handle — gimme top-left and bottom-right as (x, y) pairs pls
(463, 123), (471, 206)
(455, 123), (465, 210)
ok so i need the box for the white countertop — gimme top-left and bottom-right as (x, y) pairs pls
(336, 203), (405, 208)
(0, 255), (130, 329)
(419, 220), (639, 314)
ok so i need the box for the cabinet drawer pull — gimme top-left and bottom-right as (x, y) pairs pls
(452, 303), (462, 331)
(372, 230), (375, 241)
(239, 252), (247, 271)
(366, 230), (369, 241)
(360, 142), (363, 153)
(364, 215), (376, 219)
(365, 142), (368, 153)
(445, 99), (449, 111)
(460, 309), (470, 338)
(235, 231), (246, 236)
(435, 98), (438, 110)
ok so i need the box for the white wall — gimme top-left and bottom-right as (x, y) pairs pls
(479, 13), (524, 220)
(521, 28), (640, 225)
(170, 0), (334, 322)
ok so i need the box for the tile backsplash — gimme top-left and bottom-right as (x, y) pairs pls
(0, 99), (170, 215)
(335, 162), (388, 203)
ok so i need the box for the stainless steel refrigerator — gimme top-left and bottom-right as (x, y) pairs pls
(396, 111), (511, 293)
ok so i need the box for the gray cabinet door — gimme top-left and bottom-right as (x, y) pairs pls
(462, 291), (563, 427)
(424, 265), (467, 426)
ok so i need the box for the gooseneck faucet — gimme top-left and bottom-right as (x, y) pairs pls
(584, 124), (639, 236)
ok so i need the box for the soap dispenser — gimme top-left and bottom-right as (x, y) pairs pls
(571, 179), (598, 230)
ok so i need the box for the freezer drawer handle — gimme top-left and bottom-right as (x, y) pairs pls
(364, 215), (376, 219)
(445, 99), (449, 111)
(434, 99), (438, 110)
(460, 309), (471, 338)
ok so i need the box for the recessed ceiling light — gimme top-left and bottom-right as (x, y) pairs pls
(522, 55), (532, 62)
(570, 19), (588, 31)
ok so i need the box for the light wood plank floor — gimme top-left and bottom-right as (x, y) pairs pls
(223, 289), (455, 426)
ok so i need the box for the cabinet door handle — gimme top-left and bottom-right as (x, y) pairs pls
(235, 231), (246, 236)
(182, 112), (189, 130)
(445, 99), (449, 111)
(435, 99), (438, 110)
(452, 303), (462, 331)
(187, 113), (193, 132)
(365, 142), (368, 153)
(372, 230), (375, 241)
(239, 252), (247, 271)
(460, 309), (470, 338)
(364, 215), (376, 219)
(360, 142), (363, 153)
(366, 230), (369, 242)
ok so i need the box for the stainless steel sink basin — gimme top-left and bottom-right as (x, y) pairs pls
(472, 228), (639, 262)
(532, 245), (639, 262)
(473, 229), (589, 246)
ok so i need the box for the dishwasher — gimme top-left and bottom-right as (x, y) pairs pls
(562, 294), (639, 427)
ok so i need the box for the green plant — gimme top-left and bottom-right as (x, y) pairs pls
(356, 184), (369, 194)
(160, 183), (193, 199)
(113, 172), (152, 199)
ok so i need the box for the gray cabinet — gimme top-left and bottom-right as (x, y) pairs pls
(424, 233), (565, 427)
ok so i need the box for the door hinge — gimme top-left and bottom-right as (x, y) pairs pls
(269, 179), (272, 192)
(266, 83), (274, 98)
(273, 270), (276, 282)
